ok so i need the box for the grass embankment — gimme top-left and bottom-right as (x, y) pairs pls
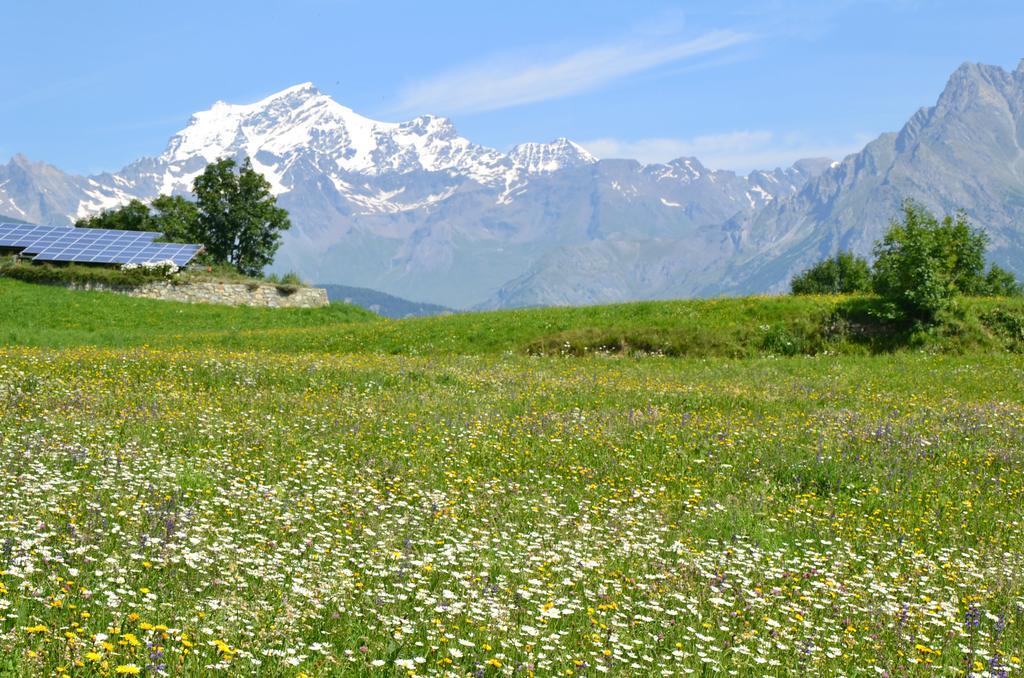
(2, 277), (1023, 356)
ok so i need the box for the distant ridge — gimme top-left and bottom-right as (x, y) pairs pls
(320, 284), (454, 318)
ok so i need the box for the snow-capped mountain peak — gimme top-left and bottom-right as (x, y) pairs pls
(3, 82), (810, 248)
(509, 137), (596, 173)
(161, 83), (389, 167)
(156, 83), (520, 187)
(140, 83), (532, 196)
(136, 83), (600, 202)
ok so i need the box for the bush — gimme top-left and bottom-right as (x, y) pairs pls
(791, 252), (872, 295)
(872, 201), (994, 320)
(0, 258), (170, 287)
(979, 264), (1022, 297)
(264, 271), (305, 294)
(980, 308), (1024, 350)
(790, 201), (1021, 324)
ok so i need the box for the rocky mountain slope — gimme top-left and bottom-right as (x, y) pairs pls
(2, 60), (1022, 308)
(708, 59), (1024, 295)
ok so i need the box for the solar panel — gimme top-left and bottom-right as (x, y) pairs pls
(124, 243), (204, 267)
(1, 222), (202, 267)
(33, 237), (200, 266)
(31, 228), (160, 255)
(0, 224), (73, 252)
(31, 230), (165, 263)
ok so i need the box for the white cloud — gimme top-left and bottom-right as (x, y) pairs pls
(579, 130), (874, 174)
(396, 30), (751, 115)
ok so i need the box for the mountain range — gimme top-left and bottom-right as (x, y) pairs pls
(2, 59), (1023, 309)
(319, 284), (454, 318)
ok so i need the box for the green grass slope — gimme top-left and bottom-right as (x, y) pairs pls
(3, 277), (1024, 356)
(0, 278), (376, 349)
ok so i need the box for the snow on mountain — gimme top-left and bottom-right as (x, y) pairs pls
(85, 83), (608, 217)
(508, 138), (596, 174)
(0, 81), (797, 227)
(495, 138), (598, 204)
(140, 82), (510, 197)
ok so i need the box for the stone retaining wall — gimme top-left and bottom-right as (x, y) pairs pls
(66, 280), (329, 308)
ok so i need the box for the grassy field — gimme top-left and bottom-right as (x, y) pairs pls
(1, 280), (1023, 676)
(3, 278), (1024, 357)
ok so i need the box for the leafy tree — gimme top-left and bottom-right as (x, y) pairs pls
(76, 196), (198, 242)
(980, 264), (1023, 297)
(790, 251), (872, 295)
(76, 199), (157, 231)
(72, 158), (291, 277)
(871, 201), (991, 319)
(150, 195), (200, 243)
(192, 158), (291, 276)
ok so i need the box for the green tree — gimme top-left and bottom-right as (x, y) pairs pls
(75, 199), (157, 231)
(192, 158), (291, 276)
(75, 195), (198, 242)
(790, 251), (872, 295)
(871, 201), (990, 319)
(980, 264), (1023, 297)
(150, 195), (200, 243)
(68, 159), (290, 276)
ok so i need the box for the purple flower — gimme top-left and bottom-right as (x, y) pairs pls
(964, 604), (981, 630)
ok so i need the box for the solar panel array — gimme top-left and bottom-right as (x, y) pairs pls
(0, 222), (202, 267)
(0, 224), (74, 254)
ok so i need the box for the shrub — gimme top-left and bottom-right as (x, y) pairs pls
(791, 252), (872, 295)
(0, 258), (170, 287)
(979, 308), (1024, 350)
(871, 201), (990, 320)
(264, 271), (305, 294)
(979, 264), (1022, 297)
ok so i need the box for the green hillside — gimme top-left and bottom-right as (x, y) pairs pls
(3, 277), (1024, 356)
(0, 278), (376, 349)
(1, 280), (1023, 675)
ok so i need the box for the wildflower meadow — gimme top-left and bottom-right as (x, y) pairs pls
(1, 281), (1023, 676)
(0, 339), (1022, 676)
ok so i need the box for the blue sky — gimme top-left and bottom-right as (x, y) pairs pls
(2, 0), (1021, 175)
